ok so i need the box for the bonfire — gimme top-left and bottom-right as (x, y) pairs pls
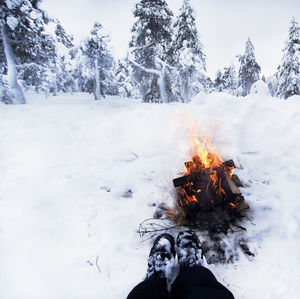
(169, 126), (249, 233)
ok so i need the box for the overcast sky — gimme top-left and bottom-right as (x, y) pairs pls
(41, 0), (300, 78)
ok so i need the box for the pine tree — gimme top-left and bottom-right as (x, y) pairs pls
(48, 19), (75, 95)
(81, 23), (114, 100)
(267, 75), (278, 97)
(69, 46), (86, 92)
(213, 65), (236, 94)
(275, 18), (300, 99)
(0, 0), (55, 103)
(222, 65), (237, 94)
(115, 59), (135, 98)
(237, 38), (261, 96)
(0, 73), (13, 104)
(172, 0), (206, 102)
(128, 0), (174, 103)
(54, 20), (74, 49)
(214, 70), (225, 92)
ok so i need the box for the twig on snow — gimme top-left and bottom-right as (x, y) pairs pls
(96, 256), (101, 274)
(137, 218), (180, 241)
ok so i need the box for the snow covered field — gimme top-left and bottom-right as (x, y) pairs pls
(0, 92), (300, 299)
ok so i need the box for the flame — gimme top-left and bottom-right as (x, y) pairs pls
(189, 126), (223, 168)
(178, 125), (230, 207)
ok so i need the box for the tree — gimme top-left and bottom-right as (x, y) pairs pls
(47, 19), (74, 95)
(237, 38), (261, 96)
(172, 0), (206, 102)
(81, 23), (114, 100)
(213, 65), (237, 94)
(266, 75), (278, 97)
(275, 18), (300, 99)
(115, 59), (135, 98)
(222, 65), (237, 94)
(0, 0), (55, 103)
(214, 70), (225, 92)
(128, 0), (174, 103)
(0, 73), (12, 104)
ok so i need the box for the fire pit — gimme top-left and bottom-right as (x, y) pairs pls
(169, 128), (249, 233)
(140, 127), (252, 263)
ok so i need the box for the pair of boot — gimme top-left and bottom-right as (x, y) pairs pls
(146, 231), (203, 280)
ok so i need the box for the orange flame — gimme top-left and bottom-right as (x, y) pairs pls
(178, 125), (231, 207)
(189, 126), (223, 168)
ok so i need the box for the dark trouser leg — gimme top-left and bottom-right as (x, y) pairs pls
(127, 277), (170, 299)
(171, 266), (234, 299)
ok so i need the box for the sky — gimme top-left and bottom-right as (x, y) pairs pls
(41, 0), (300, 78)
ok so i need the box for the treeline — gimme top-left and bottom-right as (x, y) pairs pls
(0, 0), (299, 104)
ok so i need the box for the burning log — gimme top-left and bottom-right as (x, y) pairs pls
(173, 173), (193, 188)
(172, 154), (249, 232)
(223, 171), (242, 196)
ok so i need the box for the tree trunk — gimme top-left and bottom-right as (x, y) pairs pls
(1, 25), (26, 104)
(94, 59), (101, 100)
(155, 59), (167, 103)
(184, 72), (190, 103)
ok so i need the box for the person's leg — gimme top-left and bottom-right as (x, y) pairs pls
(126, 233), (176, 299)
(127, 277), (169, 299)
(171, 266), (234, 299)
(171, 231), (234, 299)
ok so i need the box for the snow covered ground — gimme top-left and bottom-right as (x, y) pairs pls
(0, 92), (300, 299)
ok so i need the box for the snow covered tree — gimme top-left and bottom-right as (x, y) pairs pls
(46, 20), (75, 95)
(81, 23), (114, 100)
(222, 65), (237, 94)
(54, 21), (73, 49)
(237, 38), (261, 96)
(0, 73), (12, 104)
(172, 0), (206, 102)
(214, 70), (225, 92)
(128, 0), (174, 103)
(275, 18), (300, 99)
(115, 59), (135, 98)
(213, 65), (237, 94)
(266, 75), (278, 97)
(0, 0), (55, 103)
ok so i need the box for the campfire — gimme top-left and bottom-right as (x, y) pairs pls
(139, 126), (251, 262)
(170, 127), (249, 233)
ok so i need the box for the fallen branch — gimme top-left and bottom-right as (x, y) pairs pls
(137, 218), (180, 241)
(95, 256), (101, 273)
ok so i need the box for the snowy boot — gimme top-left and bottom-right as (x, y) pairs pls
(176, 230), (203, 267)
(146, 233), (176, 280)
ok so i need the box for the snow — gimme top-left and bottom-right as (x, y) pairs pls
(6, 16), (19, 31)
(250, 80), (270, 96)
(1, 92), (300, 298)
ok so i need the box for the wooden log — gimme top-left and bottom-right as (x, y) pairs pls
(192, 155), (204, 169)
(222, 159), (236, 168)
(235, 198), (249, 213)
(231, 174), (243, 187)
(224, 171), (242, 195)
(184, 161), (194, 171)
(173, 173), (193, 187)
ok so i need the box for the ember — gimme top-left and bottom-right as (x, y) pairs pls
(172, 127), (249, 233)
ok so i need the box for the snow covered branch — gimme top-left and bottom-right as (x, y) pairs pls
(155, 57), (175, 70)
(127, 55), (161, 77)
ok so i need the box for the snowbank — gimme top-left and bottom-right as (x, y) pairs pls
(0, 92), (299, 299)
(250, 80), (270, 96)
